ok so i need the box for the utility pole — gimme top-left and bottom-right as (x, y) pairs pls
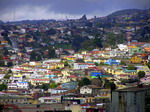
(14, 11), (16, 22)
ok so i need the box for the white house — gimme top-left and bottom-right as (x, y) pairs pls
(39, 96), (61, 104)
(17, 82), (29, 89)
(80, 85), (101, 94)
(0, 74), (5, 79)
(118, 44), (129, 51)
(8, 83), (18, 89)
(8, 82), (29, 89)
(74, 63), (95, 70)
(49, 86), (68, 94)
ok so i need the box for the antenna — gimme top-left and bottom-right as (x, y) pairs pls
(14, 11), (16, 22)
(61, 12), (62, 21)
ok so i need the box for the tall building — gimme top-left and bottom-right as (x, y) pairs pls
(110, 85), (150, 112)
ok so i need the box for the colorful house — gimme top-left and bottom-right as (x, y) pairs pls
(104, 59), (120, 65)
(130, 56), (143, 64)
(91, 72), (102, 78)
(63, 56), (76, 61)
(61, 81), (78, 90)
(30, 79), (50, 86)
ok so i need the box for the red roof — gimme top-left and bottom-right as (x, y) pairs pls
(69, 75), (77, 78)
(31, 79), (49, 81)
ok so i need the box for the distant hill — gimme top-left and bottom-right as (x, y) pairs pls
(108, 9), (142, 18)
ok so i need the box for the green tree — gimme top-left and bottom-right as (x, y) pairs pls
(46, 28), (56, 35)
(4, 74), (11, 79)
(120, 61), (126, 65)
(104, 32), (125, 47)
(30, 51), (42, 61)
(81, 39), (95, 51)
(40, 83), (50, 91)
(49, 83), (57, 88)
(64, 61), (69, 66)
(94, 33), (103, 48)
(137, 71), (145, 79)
(147, 60), (150, 69)
(78, 77), (91, 87)
(127, 64), (136, 70)
(47, 46), (56, 59)
(104, 81), (116, 90)
(0, 83), (7, 91)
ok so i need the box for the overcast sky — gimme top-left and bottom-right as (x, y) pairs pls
(0, 0), (150, 21)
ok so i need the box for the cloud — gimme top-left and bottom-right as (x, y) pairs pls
(0, 0), (150, 21)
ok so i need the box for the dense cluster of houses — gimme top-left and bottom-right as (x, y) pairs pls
(0, 40), (150, 111)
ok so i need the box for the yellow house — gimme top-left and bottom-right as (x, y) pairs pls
(30, 79), (50, 86)
(105, 67), (123, 75)
(54, 63), (64, 69)
(63, 56), (76, 61)
(105, 67), (137, 76)
(1, 41), (8, 44)
(81, 51), (87, 55)
(130, 56), (143, 64)
(100, 59), (107, 63)
(84, 58), (92, 63)
(13, 73), (22, 78)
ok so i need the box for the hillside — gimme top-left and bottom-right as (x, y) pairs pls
(108, 9), (142, 18)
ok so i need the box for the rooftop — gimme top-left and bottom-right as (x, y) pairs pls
(114, 85), (150, 92)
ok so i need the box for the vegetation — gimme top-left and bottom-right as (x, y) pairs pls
(91, 78), (102, 87)
(0, 83), (7, 91)
(35, 83), (50, 91)
(137, 71), (146, 79)
(127, 64), (136, 70)
(49, 83), (58, 88)
(30, 51), (42, 61)
(78, 77), (91, 87)
(4, 74), (11, 79)
(104, 81), (116, 90)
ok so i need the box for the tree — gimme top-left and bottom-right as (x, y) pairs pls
(127, 64), (136, 70)
(4, 74), (11, 79)
(40, 83), (50, 91)
(147, 60), (150, 69)
(29, 82), (34, 89)
(94, 33), (103, 48)
(64, 61), (69, 66)
(104, 81), (116, 90)
(94, 62), (99, 66)
(91, 78), (102, 87)
(76, 59), (85, 63)
(0, 83), (7, 91)
(81, 39), (95, 51)
(120, 61), (126, 65)
(7, 61), (13, 67)
(49, 83), (57, 88)
(0, 54), (5, 67)
(47, 46), (56, 59)
(78, 77), (91, 87)
(137, 71), (145, 79)
(30, 51), (42, 61)
(46, 28), (56, 35)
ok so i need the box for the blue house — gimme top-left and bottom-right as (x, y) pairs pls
(104, 59), (120, 65)
(45, 74), (56, 79)
(61, 81), (78, 90)
(91, 72), (102, 78)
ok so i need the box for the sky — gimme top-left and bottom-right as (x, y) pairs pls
(0, 0), (150, 21)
